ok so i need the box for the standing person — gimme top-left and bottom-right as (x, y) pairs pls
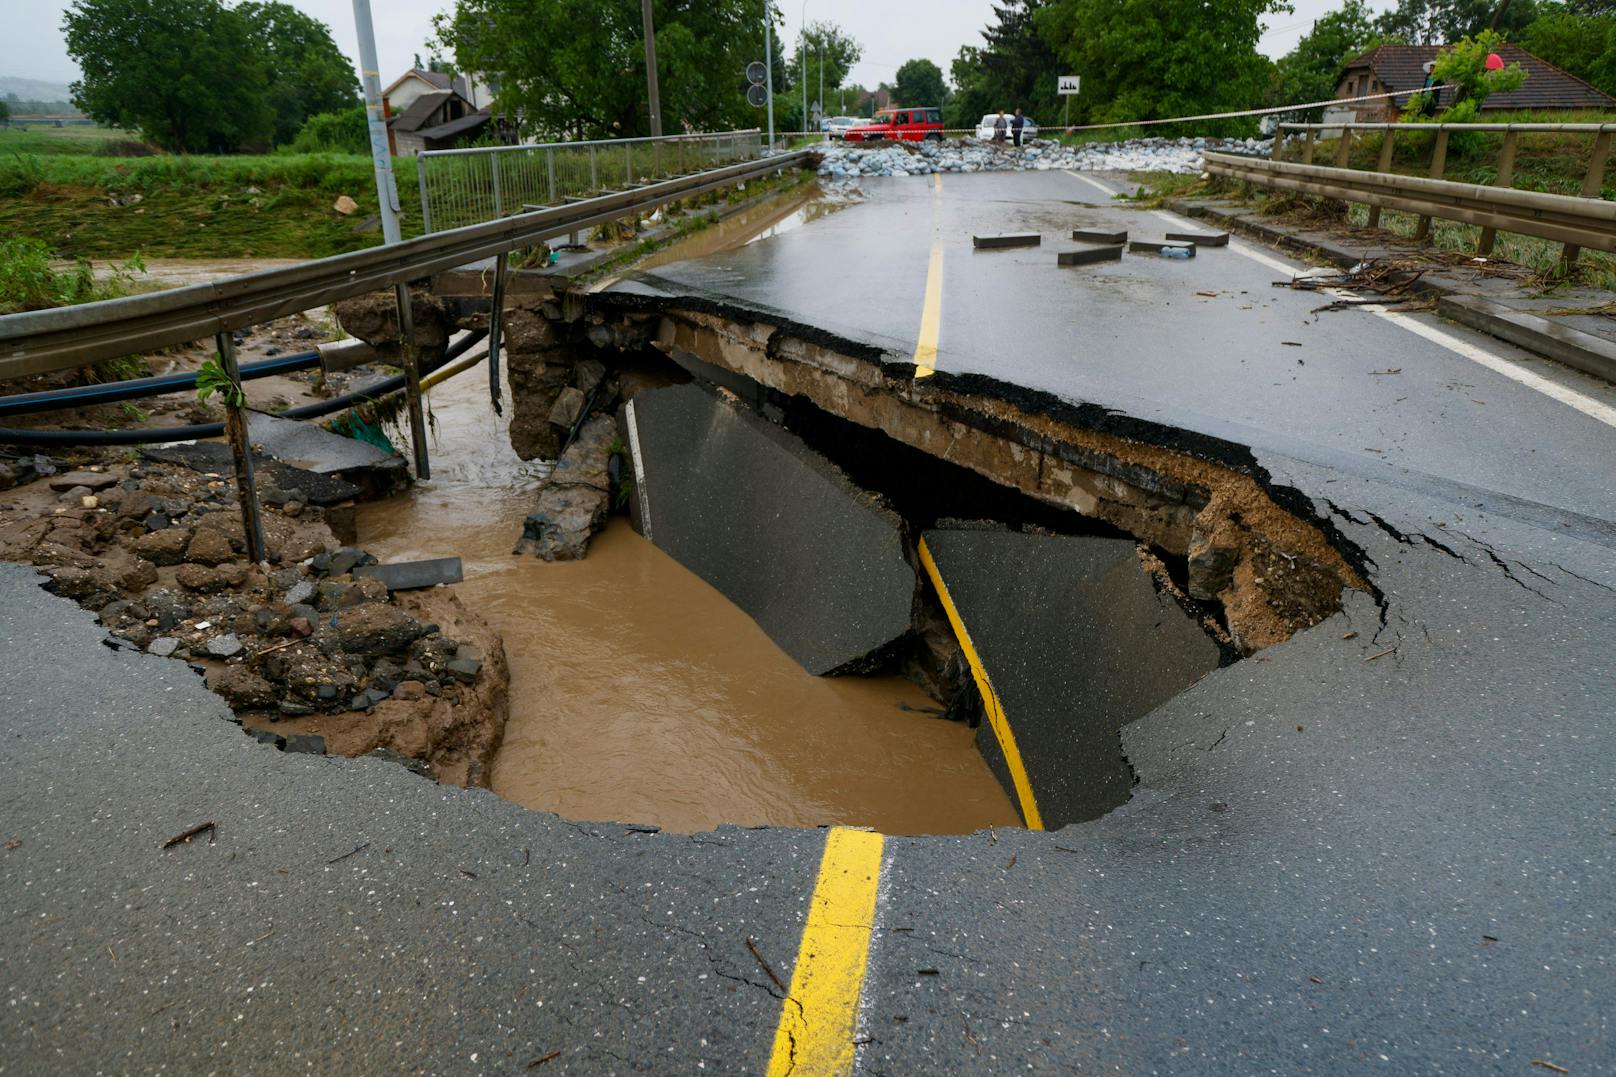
(992, 109), (1008, 145)
(1011, 108), (1026, 147)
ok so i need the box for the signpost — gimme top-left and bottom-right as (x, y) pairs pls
(1058, 74), (1080, 131)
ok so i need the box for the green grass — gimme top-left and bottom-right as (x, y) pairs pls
(0, 125), (141, 156)
(0, 150), (425, 259)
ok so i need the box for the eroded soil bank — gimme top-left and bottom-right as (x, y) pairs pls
(352, 365), (1020, 835)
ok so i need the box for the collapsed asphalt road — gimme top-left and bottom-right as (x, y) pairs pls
(4, 171), (1615, 1072)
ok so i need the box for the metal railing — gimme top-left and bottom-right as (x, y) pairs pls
(0, 150), (813, 381)
(416, 129), (768, 233)
(1224, 121), (1616, 266)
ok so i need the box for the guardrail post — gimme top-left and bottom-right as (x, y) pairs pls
(487, 252), (507, 415)
(625, 143), (633, 186)
(393, 283), (431, 480)
(546, 148), (557, 206)
(1366, 130), (1396, 229)
(1333, 128), (1353, 169)
(589, 144), (599, 192)
(654, 139), (663, 177)
(1561, 129), (1613, 271)
(213, 332), (267, 565)
(1477, 129), (1519, 256)
(1271, 125), (1287, 161)
(1414, 128), (1449, 243)
(1302, 128), (1317, 166)
(490, 154), (503, 217)
(417, 157), (433, 235)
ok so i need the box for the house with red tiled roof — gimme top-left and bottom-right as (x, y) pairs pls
(1335, 43), (1615, 121)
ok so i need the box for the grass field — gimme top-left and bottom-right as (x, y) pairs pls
(0, 131), (425, 259)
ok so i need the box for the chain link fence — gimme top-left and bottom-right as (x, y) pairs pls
(416, 130), (768, 233)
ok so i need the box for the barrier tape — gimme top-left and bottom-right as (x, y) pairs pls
(784, 84), (1455, 141)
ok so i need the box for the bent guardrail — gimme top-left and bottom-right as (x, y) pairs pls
(0, 151), (812, 382)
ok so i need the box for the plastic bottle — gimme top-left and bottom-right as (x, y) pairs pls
(1161, 247), (1190, 259)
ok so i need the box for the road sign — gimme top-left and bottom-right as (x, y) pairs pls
(1057, 75), (1081, 95)
(747, 83), (768, 107)
(747, 61), (767, 86)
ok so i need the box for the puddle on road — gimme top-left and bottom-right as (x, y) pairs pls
(353, 364), (1019, 835)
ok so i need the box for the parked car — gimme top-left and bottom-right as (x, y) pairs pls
(974, 113), (1040, 141)
(825, 115), (863, 139)
(844, 107), (945, 142)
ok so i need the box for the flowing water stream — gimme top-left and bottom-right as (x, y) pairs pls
(353, 359), (1019, 835)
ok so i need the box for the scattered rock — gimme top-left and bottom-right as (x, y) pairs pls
(134, 528), (191, 566)
(116, 558), (158, 591)
(332, 194), (359, 215)
(392, 679), (427, 701)
(331, 603), (432, 658)
(176, 562), (248, 592)
(147, 636), (179, 657)
(446, 657), (482, 684)
(284, 580), (316, 605)
(206, 633), (244, 658)
(212, 663), (274, 706)
(547, 386), (587, 429)
(48, 471), (118, 493)
(185, 528), (236, 566)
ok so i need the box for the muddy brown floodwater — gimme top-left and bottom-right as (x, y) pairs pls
(354, 352), (1020, 835)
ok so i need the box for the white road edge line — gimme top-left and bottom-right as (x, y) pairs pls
(1059, 175), (1616, 429)
(624, 399), (653, 542)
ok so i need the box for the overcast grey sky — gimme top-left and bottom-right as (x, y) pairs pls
(5, 1), (1383, 95)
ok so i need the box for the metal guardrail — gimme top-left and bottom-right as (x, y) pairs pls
(1229, 120), (1614, 265)
(1203, 151), (1616, 262)
(417, 129), (767, 233)
(0, 151), (812, 381)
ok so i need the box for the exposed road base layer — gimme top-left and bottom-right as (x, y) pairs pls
(610, 303), (1370, 652)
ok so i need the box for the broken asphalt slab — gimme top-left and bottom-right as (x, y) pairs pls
(922, 527), (1221, 828)
(623, 381), (916, 675)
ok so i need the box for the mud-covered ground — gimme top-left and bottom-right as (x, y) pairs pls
(0, 453), (509, 786)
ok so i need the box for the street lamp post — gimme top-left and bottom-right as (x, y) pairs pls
(641, 0), (662, 137)
(800, 0), (808, 135)
(763, 1), (775, 149)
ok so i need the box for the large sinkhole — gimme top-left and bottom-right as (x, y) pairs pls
(334, 305), (1366, 836)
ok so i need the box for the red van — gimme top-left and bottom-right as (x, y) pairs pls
(843, 107), (944, 142)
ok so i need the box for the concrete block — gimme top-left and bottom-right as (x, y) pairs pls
(921, 527), (1220, 829)
(245, 413), (394, 475)
(1072, 229), (1127, 244)
(354, 557), (464, 592)
(624, 383), (915, 676)
(1128, 239), (1197, 257)
(1165, 230), (1230, 247)
(547, 386), (587, 429)
(972, 233), (1041, 249)
(1057, 246), (1124, 267)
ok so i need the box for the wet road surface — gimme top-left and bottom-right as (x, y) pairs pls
(3, 171), (1614, 1073)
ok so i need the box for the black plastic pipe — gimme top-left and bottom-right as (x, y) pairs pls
(0, 350), (323, 418)
(0, 332), (487, 449)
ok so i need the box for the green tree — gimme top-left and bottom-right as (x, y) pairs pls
(1521, 5), (1616, 96)
(946, 1), (1065, 127)
(893, 58), (947, 107)
(64, 0), (276, 152)
(1270, 0), (1387, 114)
(1035, 0), (1288, 134)
(436, 0), (764, 140)
(1375, 0), (1542, 44)
(786, 21), (862, 109)
(237, 2), (360, 146)
(0, 99), (9, 125)
(1427, 27), (1529, 117)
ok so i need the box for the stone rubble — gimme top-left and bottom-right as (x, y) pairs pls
(809, 135), (1272, 188)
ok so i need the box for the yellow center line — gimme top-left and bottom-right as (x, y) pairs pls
(917, 538), (1045, 830)
(765, 827), (885, 1076)
(913, 175), (944, 379)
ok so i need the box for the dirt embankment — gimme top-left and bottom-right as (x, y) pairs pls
(0, 455), (509, 786)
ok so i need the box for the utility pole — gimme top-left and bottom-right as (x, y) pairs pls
(641, 0), (663, 137)
(763, 1), (775, 148)
(818, 41), (823, 130)
(800, 0), (809, 134)
(353, 0), (400, 245)
(352, 0), (429, 478)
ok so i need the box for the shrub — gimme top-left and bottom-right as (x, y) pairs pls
(286, 105), (372, 156)
(0, 237), (145, 314)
